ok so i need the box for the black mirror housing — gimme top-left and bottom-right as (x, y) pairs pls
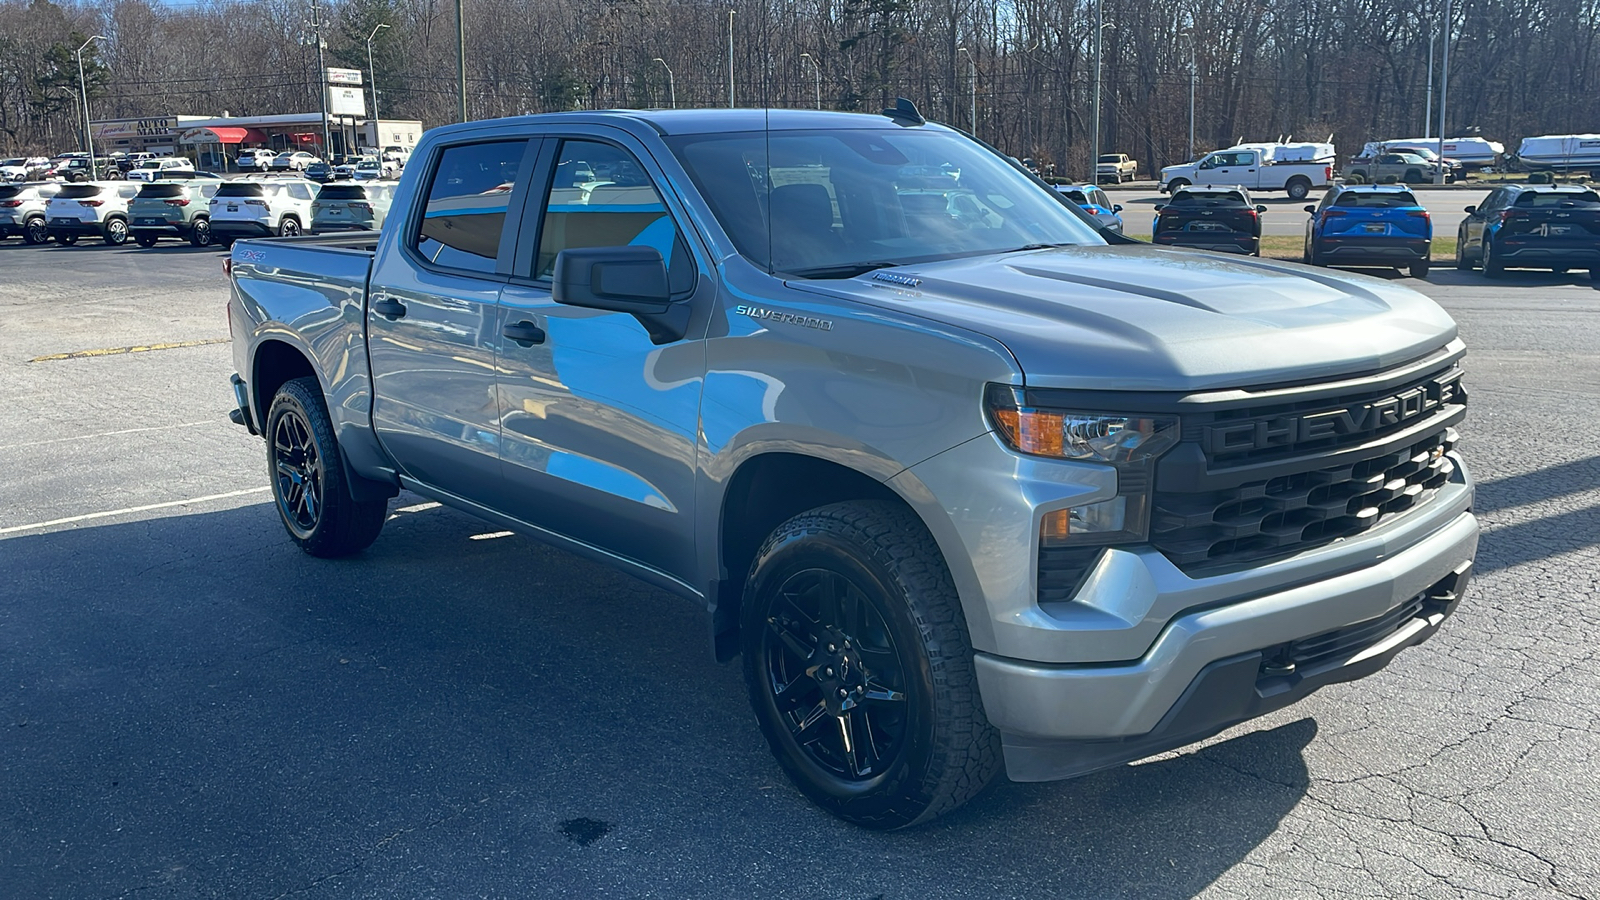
(1464, 205), (1477, 214)
(1303, 205), (1316, 214)
(552, 246), (688, 344)
(1112, 204), (1123, 212)
(1256, 205), (1268, 214)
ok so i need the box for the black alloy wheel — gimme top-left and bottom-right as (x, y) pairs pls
(741, 501), (1000, 830)
(189, 218), (212, 247)
(279, 217), (301, 237)
(271, 402), (324, 540)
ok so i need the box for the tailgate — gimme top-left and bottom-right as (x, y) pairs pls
(1498, 207), (1600, 241)
(1160, 207), (1256, 234)
(1322, 208), (1430, 239)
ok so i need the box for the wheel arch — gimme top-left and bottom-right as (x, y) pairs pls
(250, 337), (320, 428)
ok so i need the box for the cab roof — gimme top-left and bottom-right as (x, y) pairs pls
(426, 108), (955, 139)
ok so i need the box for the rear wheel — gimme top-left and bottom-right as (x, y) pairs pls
(1410, 260), (1430, 279)
(265, 377), (388, 558)
(1482, 240), (1505, 278)
(1454, 234), (1471, 270)
(1403, 169), (1425, 184)
(189, 218), (213, 247)
(1286, 177), (1312, 201)
(278, 217), (301, 237)
(103, 217), (128, 246)
(740, 501), (1000, 830)
(23, 216), (48, 245)
(134, 234), (157, 248)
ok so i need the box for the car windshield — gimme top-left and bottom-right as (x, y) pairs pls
(137, 161), (162, 169)
(1515, 190), (1600, 207)
(1335, 191), (1419, 208)
(665, 128), (1103, 277)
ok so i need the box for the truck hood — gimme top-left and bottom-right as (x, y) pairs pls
(792, 245), (1458, 391)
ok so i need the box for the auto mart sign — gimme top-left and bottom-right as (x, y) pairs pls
(90, 117), (179, 140)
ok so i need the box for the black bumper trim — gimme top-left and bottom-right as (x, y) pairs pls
(1000, 562), (1471, 782)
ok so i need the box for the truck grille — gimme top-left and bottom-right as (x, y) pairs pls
(1151, 426), (1458, 572)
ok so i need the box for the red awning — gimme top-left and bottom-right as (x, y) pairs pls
(177, 126), (270, 145)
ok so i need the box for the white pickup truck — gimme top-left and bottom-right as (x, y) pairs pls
(1161, 144), (1335, 200)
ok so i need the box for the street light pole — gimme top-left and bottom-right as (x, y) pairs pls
(1435, 0), (1452, 184)
(652, 58), (676, 108)
(1091, 0), (1103, 180)
(455, 0), (468, 121)
(957, 47), (975, 136)
(74, 35), (104, 180)
(367, 23), (389, 130)
(309, 0), (332, 157)
(727, 10), (735, 108)
(1424, 23), (1435, 139)
(800, 53), (821, 109)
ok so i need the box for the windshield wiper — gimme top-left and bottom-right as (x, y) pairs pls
(784, 261), (906, 279)
(1002, 242), (1077, 253)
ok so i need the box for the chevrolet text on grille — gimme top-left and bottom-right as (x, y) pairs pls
(1204, 369), (1465, 455)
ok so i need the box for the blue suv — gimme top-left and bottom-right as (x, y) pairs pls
(1455, 184), (1600, 279)
(1304, 184), (1431, 278)
(1053, 183), (1124, 232)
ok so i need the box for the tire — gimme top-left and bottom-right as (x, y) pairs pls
(134, 234), (157, 248)
(23, 216), (48, 245)
(278, 217), (301, 237)
(1410, 260), (1430, 279)
(1403, 169), (1424, 184)
(265, 376), (387, 558)
(740, 500), (1000, 830)
(55, 233), (78, 245)
(103, 217), (129, 246)
(1482, 240), (1504, 278)
(1286, 178), (1311, 201)
(1166, 178), (1190, 194)
(1454, 233), (1470, 270)
(1346, 172), (1367, 185)
(1309, 243), (1325, 267)
(189, 218), (213, 247)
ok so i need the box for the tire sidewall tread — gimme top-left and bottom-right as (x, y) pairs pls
(265, 376), (386, 557)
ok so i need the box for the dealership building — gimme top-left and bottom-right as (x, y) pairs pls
(91, 113), (424, 169)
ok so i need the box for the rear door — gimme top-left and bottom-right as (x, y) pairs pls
(1464, 188), (1505, 254)
(492, 132), (709, 582)
(366, 137), (540, 505)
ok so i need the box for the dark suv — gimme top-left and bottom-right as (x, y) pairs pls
(1152, 185), (1266, 255)
(1456, 184), (1600, 279)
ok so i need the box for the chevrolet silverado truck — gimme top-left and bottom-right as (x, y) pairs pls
(227, 107), (1477, 830)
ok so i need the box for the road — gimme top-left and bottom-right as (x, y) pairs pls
(1107, 185), (1494, 237)
(2, 239), (1598, 898)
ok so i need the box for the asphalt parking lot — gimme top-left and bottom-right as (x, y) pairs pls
(3, 240), (1598, 899)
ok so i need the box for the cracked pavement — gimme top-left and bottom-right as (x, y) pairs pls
(1, 243), (1597, 898)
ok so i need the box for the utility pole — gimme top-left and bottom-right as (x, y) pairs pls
(652, 58), (676, 108)
(800, 53), (821, 109)
(75, 35), (104, 180)
(957, 47), (975, 136)
(455, 0), (468, 121)
(367, 23), (389, 127)
(727, 10), (735, 108)
(309, 0), (332, 157)
(1091, 0), (1103, 180)
(1424, 22), (1435, 139)
(1435, 0), (1452, 184)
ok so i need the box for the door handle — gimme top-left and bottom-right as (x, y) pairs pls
(372, 297), (407, 319)
(502, 319), (546, 347)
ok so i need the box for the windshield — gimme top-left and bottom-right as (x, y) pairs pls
(1, 158), (22, 166)
(665, 128), (1103, 277)
(138, 161), (162, 169)
(1336, 191), (1419, 207)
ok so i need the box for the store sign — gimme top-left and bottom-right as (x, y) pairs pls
(327, 85), (367, 116)
(326, 67), (364, 86)
(90, 116), (179, 140)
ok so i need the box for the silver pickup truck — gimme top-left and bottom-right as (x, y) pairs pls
(227, 107), (1477, 830)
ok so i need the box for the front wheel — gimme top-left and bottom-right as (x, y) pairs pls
(23, 217), (48, 244)
(265, 377), (388, 557)
(740, 501), (1000, 830)
(1455, 235), (1471, 270)
(1410, 260), (1430, 279)
(1166, 178), (1190, 194)
(1482, 240), (1504, 278)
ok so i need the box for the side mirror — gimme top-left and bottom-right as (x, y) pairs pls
(552, 246), (688, 344)
(1463, 205), (1477, 214)
(1153, 203), (1165, 211)
(1304, 205), (1316, 214)
(1112, 204), (1123, 213)
(1256, 205), (1268, 214)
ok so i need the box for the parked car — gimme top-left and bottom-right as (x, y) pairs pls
(153, 170), (226, 182)
(127, 157), (196, 182)
(1379, 145), (1464, 182)
(1152, 185), (1266, 254)
(305, 160), (350, 183)
(1342, 152), (1444, 185)
(1455, 184), (1600, 279)
(381, 145), (409, 168)
(271, 151), (320, 172)
(224, 108), (1475, 829)
(1053, 183), (1124, 231)
(50, 157), (100, 182)
(1303, 184), (1431, 277)
(310, 182), (395, 233)
(43, 181), (140, 245)
(237, 148), (276, 171)
(0, 181), (63, 243)
(351, 157), (387, 181)
(1095, 153), (1137, 183)
(128, 181), (223, 248)
(1, 157), (51, 182)
(116, 152), (155, 174)
(1160, 143), (1334, 200)
(208, 178), (316, 245)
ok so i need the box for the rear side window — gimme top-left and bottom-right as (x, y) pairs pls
(1059, 190), (1088, 204)
(55, 184), (102, 199)
(1335, 191), (1419, 208)
(1515, 191), (1600, 207)
(1170, 190), (1245, 206)
(415, 140), (526, 275)
(317, 185), (369, 201)
(0, 186), (22, 200)
(137, 184), (186, 199)
(216, 183), (265, 198)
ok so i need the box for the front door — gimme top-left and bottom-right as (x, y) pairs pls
(493, 134), (708, 582)
(367, 137), (537, 505)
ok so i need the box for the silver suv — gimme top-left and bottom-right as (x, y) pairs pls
(310, 182), (395, 233)
(129, 182), (222, 247)
(0, 182), (63, 244)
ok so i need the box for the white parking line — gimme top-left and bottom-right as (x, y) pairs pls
(0, 421), (213, 452)
(0, 487), (271, 536)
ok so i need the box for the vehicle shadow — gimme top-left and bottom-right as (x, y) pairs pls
(1421, 267), (1597, 288)
(0, 500), (1313, 898)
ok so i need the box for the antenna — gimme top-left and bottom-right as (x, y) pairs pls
(881, 97), (925, 126)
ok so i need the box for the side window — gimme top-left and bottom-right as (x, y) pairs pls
(534, 139), (692, 293)
(1481, 189), (1505, 212)
(287, 183), (312, 202)
(414, 140), (526, 275)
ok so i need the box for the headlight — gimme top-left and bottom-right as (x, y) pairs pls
(984, 385), (1178, 463)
